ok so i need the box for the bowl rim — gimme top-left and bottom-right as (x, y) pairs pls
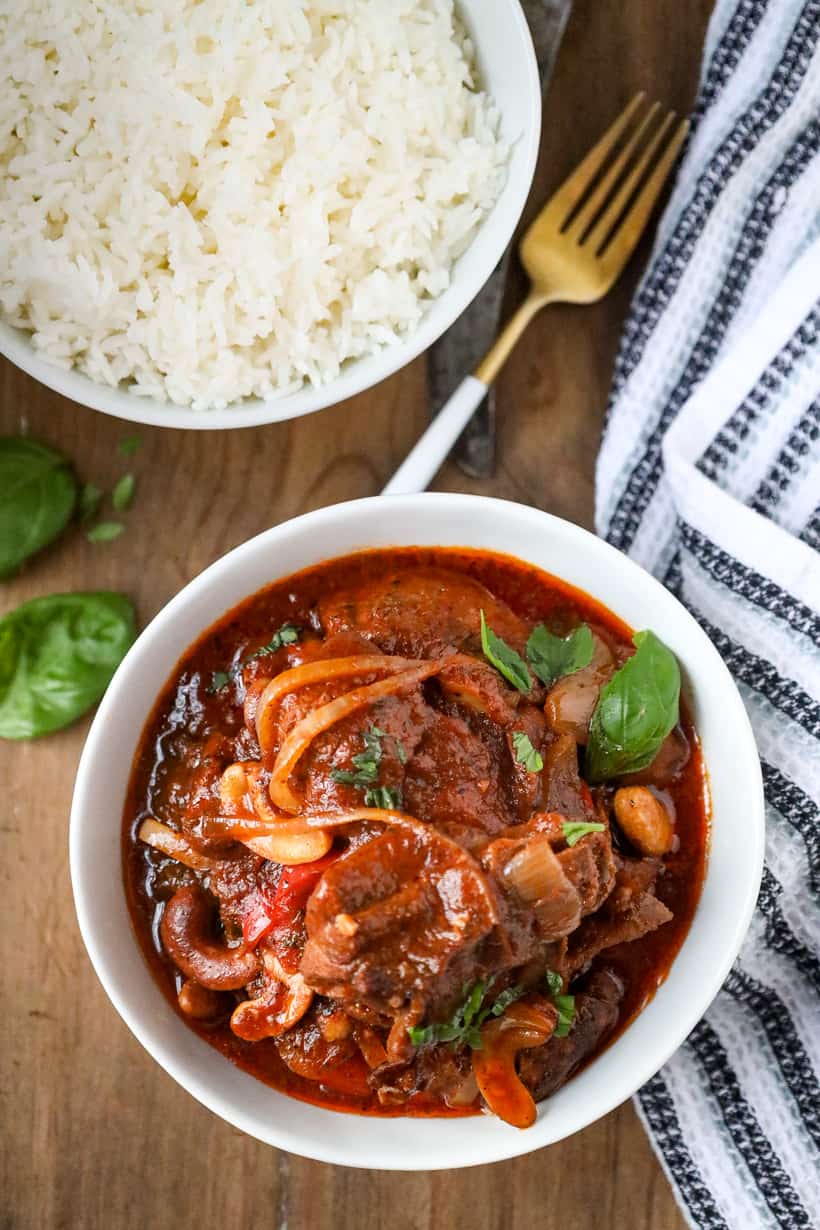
(0, 0), (541, 430)
(69, 493), (766, 1168)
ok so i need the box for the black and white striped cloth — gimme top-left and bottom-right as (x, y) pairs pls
(596, 1), (820, 1225)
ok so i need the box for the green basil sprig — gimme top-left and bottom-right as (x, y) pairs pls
(585, 630), (680, 783)
(526, 623), (594, 687)
(0, 438), (77, 579)
(0, 592), (136, 739)
(480, 610), (532, 692)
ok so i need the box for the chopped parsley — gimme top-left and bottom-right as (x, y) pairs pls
(206, 622), (301, 693)
(364, 784), (403, 810)
(480, 610), (532, 693)
(408, 979), (526, 1051)
(330, 726), (384, 788)
(512, 731), (544, 773)
(545, 970), (575, 1038)
(562, 820), (606, 848)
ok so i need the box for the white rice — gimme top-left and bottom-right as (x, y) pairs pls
(0, 0), (507, 410)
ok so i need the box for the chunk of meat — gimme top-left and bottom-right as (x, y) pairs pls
(300, 826), (499, 1016)
(370, 1044), (476, 1109)
(403, 711), (513, 841)
(542, 734), (595, 818)
(565, 884), (673, 979)
(437, 656), (523, 726)
(318, 568), (529, 659)
(518, 969), (624, 1099)
(557, 830), (616, 915)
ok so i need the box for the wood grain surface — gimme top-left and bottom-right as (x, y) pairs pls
(1, 1), (713, 1226)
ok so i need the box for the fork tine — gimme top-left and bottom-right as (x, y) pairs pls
(596, 117), (689, 268)
(539, 92), (646, 228)
(565, 102), (661, 240)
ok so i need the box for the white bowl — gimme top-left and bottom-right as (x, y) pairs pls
(70, 494), (765, 1169)
(0, 1), (540, 429)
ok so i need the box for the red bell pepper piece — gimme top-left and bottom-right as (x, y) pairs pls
(241, 849), (339, 949)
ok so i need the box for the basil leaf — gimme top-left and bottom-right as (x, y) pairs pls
(0, 592), (136, 739)
(585, 630), (680, 783)
(78, 483), (103, 523)
(0, 438), (77, 578)
(86, 521), (124, 544)
(562, 820), (606, 848)
(526, 623), (594, 687)
(112, 473), (136, 512)
(488, 984), (526, 1017)
(480, 610), (531, 693)
(118, 435), (142, 457)
(511, 730), (544, 773)
(364, 784), (402, 810)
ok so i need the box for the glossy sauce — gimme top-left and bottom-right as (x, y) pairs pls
(123, 547), (709, 1115)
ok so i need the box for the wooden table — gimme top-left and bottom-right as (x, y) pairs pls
(2, 1), (713, 1225)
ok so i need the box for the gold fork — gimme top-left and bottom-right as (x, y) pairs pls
(384, 93), (689, 496)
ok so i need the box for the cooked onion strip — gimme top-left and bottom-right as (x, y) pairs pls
(255, 654), (421, 753)
(472, 1001), (557, 1129)
(138, 818), (219, 871)
(503, 835), (568, 904)
(268, 660), (444, 812)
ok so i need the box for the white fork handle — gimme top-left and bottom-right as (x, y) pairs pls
(382, 376), (488, 496)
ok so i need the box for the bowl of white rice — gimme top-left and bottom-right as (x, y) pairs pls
(0, 0), (540, 428)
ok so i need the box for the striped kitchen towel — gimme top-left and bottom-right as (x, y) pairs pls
(596, 1), (820, 1226)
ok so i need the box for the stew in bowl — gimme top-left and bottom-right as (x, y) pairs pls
(71, 494), (763, 1167)
(124, 547), (708, 1128)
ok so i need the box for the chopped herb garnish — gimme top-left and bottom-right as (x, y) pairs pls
(364, 784), (403, 810)
(331, 726), (384, 789)
(86, 520), (124, 544)
(395, 738), (408, 765)
(206, 623), (301, 693)
(562, 820), (606, 847)
(552, 994), (576, 1038)
(408, 980), (526, 1051)
(78, 482), (103, 523)
(206, 670), (232, 695)
(480, 610), (532, 693)
(526, 623), (594, 687)
(545, 970), (575, 1037)
(246, 623), (300, 660)
(511, 731), (544, 773)
(118, 434), (142, 457)
(545, 970), (563, 997)
(112, 473), (136, 512)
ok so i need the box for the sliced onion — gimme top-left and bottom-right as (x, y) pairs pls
(268, 660), (443, 812)
(503, 835), (568, 903)
(472, 1001), (556, 1129)
(243, 829), (333, 865)
(255, 654), (420, 753)
(138, 818), (219, 871)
